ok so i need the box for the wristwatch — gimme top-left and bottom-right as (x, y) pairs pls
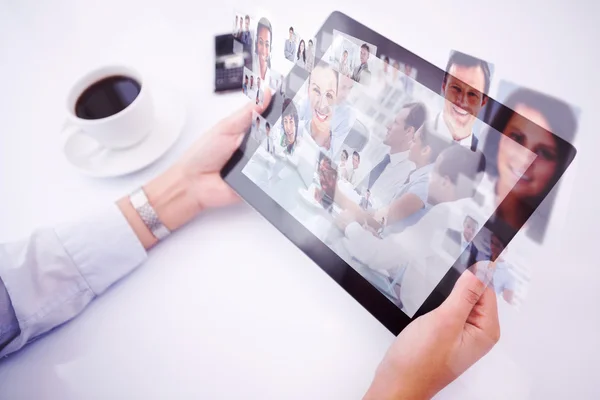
(129, 187), (171, 241)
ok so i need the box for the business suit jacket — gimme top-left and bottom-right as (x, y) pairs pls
(446, 228), (479, 269)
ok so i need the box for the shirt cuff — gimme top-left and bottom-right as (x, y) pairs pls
(54, 203), (148, 296)
(345, 222), (364, 240)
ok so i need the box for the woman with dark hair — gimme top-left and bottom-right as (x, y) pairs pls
(280, 98), (299, 154)
(483, 87), (577, 241)
(296, 39), (306, 69)
(253, 17), (272, 82)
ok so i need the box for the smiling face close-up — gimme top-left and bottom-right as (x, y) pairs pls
(497, 103), (557, 200)
(283, 114), (296, 145)
(256, 26), (271, 71)
(308, 66), (337, 134)
(442, 64), (487, 140)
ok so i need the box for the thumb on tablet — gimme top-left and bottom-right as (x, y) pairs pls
(440, 268), (487, 322)
(224, 88), (273, 134)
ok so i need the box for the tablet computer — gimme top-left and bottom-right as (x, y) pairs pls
(222, 11), (577, 334)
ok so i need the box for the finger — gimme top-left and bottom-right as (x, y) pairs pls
(223, 88), (273, 134)
(439, 269), (486, 322)
(467, 285), (500, 334)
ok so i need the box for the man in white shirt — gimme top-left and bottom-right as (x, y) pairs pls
(352, 43), (372, 85)
(445, 215), (481, 270)
(335, 144), (487, 316)
(347, 150), (361, 185)
(264, 121), (275, 154)
(255, 77), (264, 105)
(357, 102), (427, 208)
(435, 51), (491, 151)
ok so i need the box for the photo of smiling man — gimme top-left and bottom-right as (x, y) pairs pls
(434, 50), (492, 151)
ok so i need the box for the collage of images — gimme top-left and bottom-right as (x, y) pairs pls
(234, 15), (579, 316)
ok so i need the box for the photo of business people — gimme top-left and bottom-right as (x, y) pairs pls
(329, 30), (377, 86)
(240, 29), (563, 318)
(242, 66), (265, 106)
(284, 26), (297, 63)
(481, 79), (579, 244)
(434, 50), (493, 152)
(232, 13), (244, 39)
(233, 12), (253, 55)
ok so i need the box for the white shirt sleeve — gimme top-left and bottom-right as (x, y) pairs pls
(344, 222), (407, 272)
(0, 203), (147, 358)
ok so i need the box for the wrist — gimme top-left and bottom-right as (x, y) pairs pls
(117, 165), (201, 250)
(363, 365), (432, 400)
(143, 165), (202, 232)
(364, 377), (429, 400)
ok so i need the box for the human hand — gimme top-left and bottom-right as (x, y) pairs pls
(335, 209), (357, 231)
(174, 89), (273, 211)
(120, 90), (272, 249)
(364, 270), (500, 400)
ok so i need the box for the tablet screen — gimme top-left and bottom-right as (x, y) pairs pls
(241, 41), (537, 317)
(224, 11), (577, 331)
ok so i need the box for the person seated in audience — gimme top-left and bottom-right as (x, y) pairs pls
(345, 121), (451, 235)
(335, 145), (486, 315)
(352, 102), (427, 209)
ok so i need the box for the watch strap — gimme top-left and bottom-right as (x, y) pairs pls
(129, 187), (171, 241)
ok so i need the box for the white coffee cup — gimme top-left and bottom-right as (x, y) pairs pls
(62, 65), (154, 151)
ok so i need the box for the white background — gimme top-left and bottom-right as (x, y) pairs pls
(1, 0), (599, 398)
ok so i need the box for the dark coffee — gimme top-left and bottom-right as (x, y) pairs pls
(74, 75), (141, 120)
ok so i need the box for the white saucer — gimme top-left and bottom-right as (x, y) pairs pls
(62, 83), (186, 178)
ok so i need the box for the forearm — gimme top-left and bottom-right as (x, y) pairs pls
(117, 165), (201, 250)
(364, 373), (431, 400)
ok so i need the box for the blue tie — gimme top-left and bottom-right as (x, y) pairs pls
(368, 154), (391, 189)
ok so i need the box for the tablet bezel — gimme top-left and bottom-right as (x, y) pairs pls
(222, 11), (577, 334)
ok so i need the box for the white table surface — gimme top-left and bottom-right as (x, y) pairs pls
(1, 0), (599, 398)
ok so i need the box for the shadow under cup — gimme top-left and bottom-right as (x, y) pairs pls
(66, 66), (154, 149)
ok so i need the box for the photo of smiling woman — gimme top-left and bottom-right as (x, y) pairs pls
(299, 61), (340, 158)
(280, 98), (299, 154)
(253, 17), (272, 82)
(296, 39), (306, 69)
(483, 85), (578, 243)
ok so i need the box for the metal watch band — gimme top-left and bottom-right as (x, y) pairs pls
(129, 187), (171, 241)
